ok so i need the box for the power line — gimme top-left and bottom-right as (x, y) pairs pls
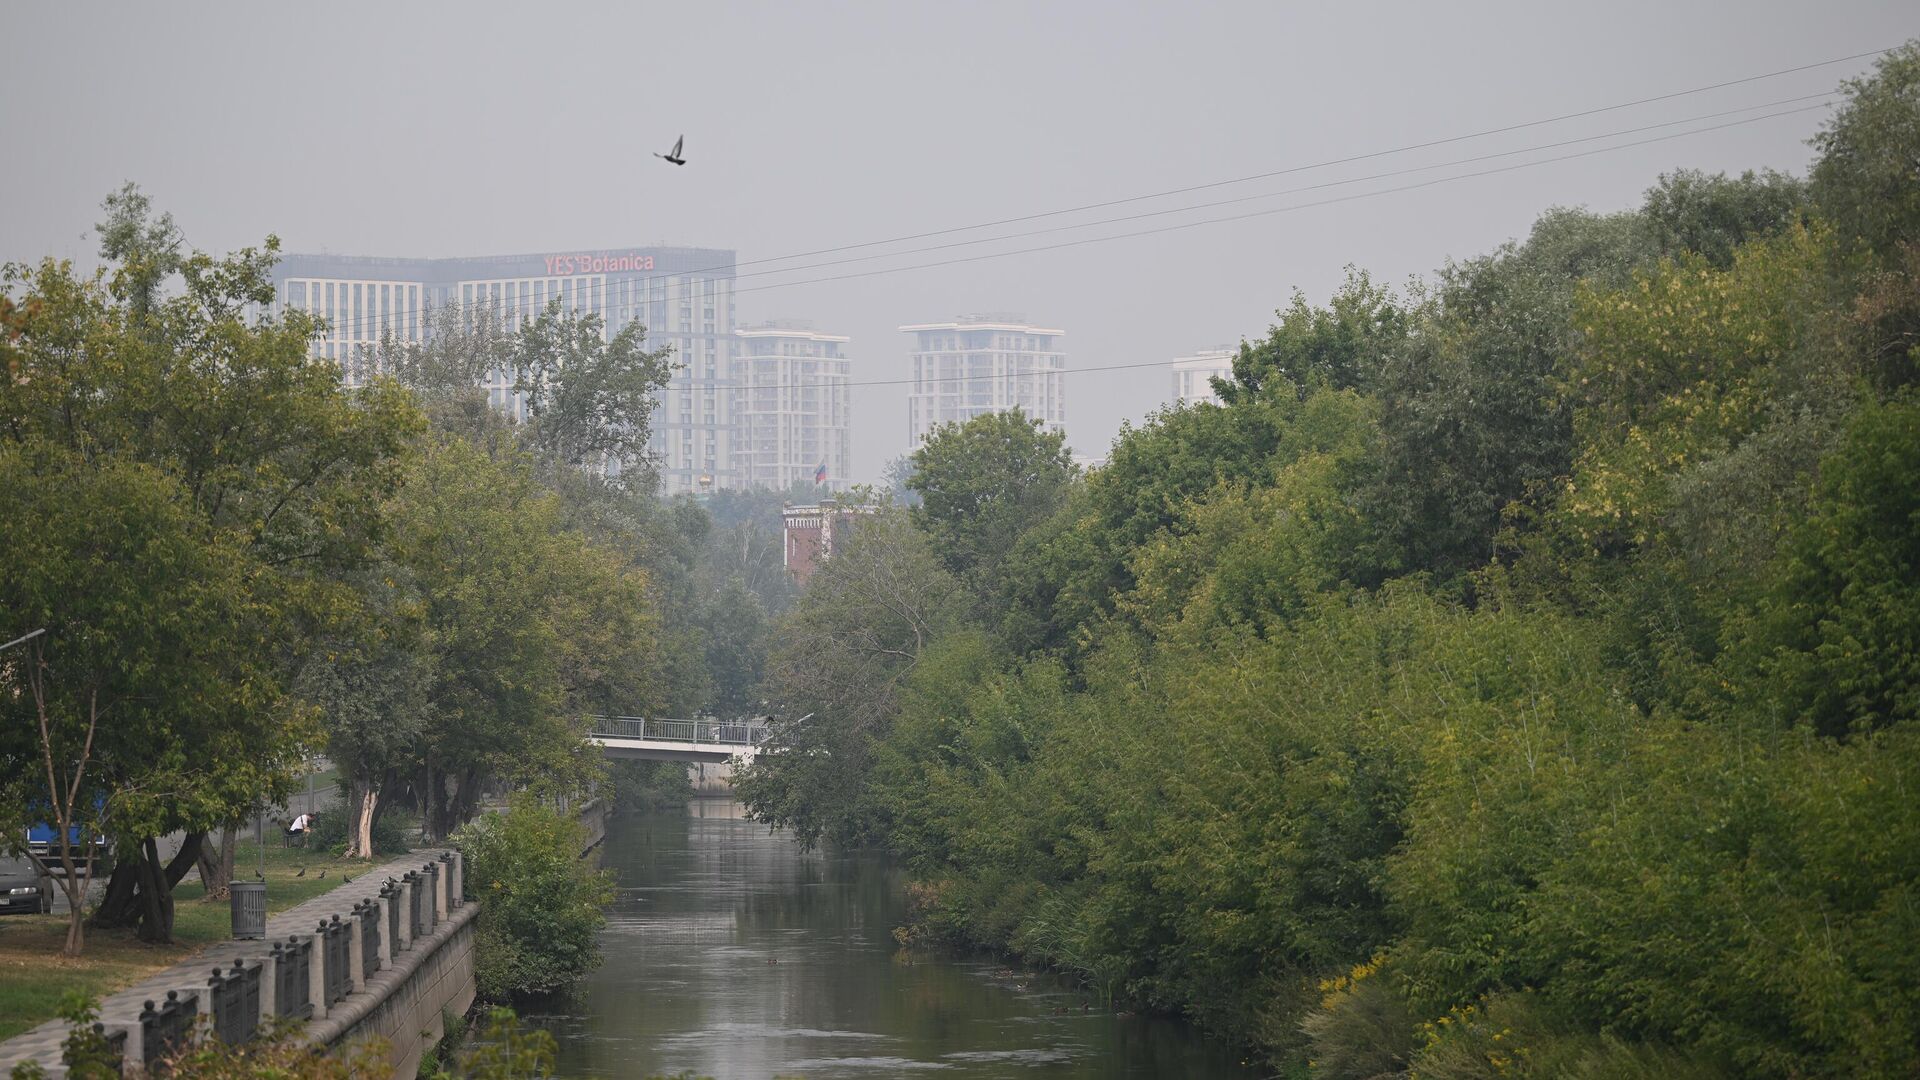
(723, 95), (1829, 287)
(316, 77), (1848, 340)
(656, 101), (1829, 396)
(719, 46), (1883, 274)
(334, 99), (1831, 396)
(709, 100), (1833, 304)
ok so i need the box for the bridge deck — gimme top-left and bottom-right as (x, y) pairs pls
(587, 717), (766, 764)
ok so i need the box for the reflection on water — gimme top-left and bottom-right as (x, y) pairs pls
(522, 801), (1254, 1079)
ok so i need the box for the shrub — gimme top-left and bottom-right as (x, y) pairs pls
(1300, 960), (1416, 1080)
(454, 796), (615, 1001)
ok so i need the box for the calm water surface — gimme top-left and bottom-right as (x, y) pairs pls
(522, 800), (1257, 1080)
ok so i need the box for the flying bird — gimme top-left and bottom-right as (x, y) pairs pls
(656, 134), (686, 166)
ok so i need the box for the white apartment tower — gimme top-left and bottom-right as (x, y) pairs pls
(901, 315), (1065, 447)
(1171, 347), (1236, 406)
(272, 246), (739, 495)
(736, 323), (852, 491)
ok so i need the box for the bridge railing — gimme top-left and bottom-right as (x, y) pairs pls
(589, 716), (769, 747)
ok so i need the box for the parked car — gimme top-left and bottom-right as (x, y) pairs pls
(0, 856), (52, 916)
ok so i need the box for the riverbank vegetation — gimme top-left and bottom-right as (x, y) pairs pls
(455, 798), (614, 1001)
(737, 47), (1920, 1078)
(1, 180), (789, 971)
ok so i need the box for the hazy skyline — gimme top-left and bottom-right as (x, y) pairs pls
(4, 1), (1915, 483)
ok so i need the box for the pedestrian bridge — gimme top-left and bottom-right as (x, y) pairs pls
(587, 716), (769, 764)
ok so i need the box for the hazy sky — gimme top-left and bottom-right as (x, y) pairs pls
(4, 2), (1915, 481)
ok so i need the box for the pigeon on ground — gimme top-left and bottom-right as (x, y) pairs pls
(316, 869), (327, 880)
(655, 135), (686, 166)
(342, 875), (354, 884)
(294, 867), (306, 877)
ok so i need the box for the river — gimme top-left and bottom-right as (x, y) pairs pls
(522, 800), (1257, 1079)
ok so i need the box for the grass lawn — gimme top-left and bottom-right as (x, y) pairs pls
(0, 838), (390, 1040)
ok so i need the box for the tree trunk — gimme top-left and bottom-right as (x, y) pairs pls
(451, 765), (483, 831)
(195, 828), (225, 899)
(129, 832), (205, 944)
(92, 831), (206, 935)
(217, 822), (238, 888)
(347, 782), (379, 859)
(90, 858), (142, 929)
(135, 838), (169, 944)
(422, 758), (438, 843)
(28, 850), (93, 957)
(196, 822), (241, 899)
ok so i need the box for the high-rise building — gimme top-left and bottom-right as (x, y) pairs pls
(1171, 347), (1236, 406)
(271, 246), (739, 494)
(736, 323), (852, 491)
(901, 315), (1064, 447)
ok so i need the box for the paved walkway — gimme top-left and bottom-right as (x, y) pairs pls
(0, 848), (451, 1074)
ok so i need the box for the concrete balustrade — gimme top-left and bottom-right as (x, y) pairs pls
(0, 848), (473, 1079)
(394, 880), (412, 951)
(374, 896), (393, 969)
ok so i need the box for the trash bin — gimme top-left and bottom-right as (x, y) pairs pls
(229, 881), (267, 940)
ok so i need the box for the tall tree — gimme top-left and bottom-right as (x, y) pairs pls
(735, 510), (964, 848)
(0, 188), (419, 941)
(0, 451), (280, 954)
(511, 301), (675, 484)
(909, 408), (1078, 602)
(1811, 43), (1920, 390)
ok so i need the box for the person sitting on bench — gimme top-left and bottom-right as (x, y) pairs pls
(286, 812), (311, 847)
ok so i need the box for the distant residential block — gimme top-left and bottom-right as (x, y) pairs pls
(1171, 347), (1236, 407)
(901, 315), (1065, 447)
(271, 246), (740, 495)
(737, 323), (852, 492)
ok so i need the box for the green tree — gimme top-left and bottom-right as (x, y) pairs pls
(1810, 43), (1920, 389)
(0, 451), (284, 954)
(736, 509), (964, 848)
(455, 798), (615, 1001)
(1641, 168), (1808, 268)
(1217, 268), (1408, 403)
(909, 408), (1077, 600)
(1, 188), (419, 943)
(1734, 393), (1920, 737)
(390, 429), (652, 838)
(1364, 207), (1651, 583)
(510, 300), (675, 484)
(1811, 43), (1920, 263)
(700, 576), (772, 718)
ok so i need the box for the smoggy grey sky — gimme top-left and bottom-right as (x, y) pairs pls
(4, 2), (1915, 482)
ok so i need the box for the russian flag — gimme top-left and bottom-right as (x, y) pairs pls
(813, 461), (828, 484)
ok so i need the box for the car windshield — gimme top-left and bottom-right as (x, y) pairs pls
(0, 857), (43, 881)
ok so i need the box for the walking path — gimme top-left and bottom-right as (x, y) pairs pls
(0, 848), (451, 1074)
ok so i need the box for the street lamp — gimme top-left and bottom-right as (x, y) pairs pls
(1, 627), (47, 653)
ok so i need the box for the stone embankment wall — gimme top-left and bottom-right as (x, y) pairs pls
(0, 849), (474, 1078)
(576, 797), (607, 855)
(307, 895), (477, 1078)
